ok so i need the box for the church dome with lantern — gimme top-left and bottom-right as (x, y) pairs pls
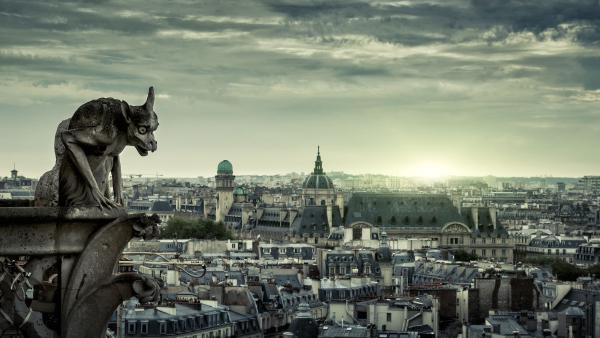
(301, 147), (337, 207)
(302, 148), (334, 190)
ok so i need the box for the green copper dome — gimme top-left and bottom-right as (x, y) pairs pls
(217, 160), (233, 175)
(234, 186), (246, 195)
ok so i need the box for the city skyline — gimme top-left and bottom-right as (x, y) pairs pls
(2, 0), (600, 177)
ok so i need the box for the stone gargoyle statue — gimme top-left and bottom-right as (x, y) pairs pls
(35, 87), (159, 209)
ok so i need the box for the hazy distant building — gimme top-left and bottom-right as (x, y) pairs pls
(0, 166), (36, 199)
(576, 175), (600, 194)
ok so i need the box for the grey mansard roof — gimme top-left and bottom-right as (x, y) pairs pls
(528, 236), (586, 248)
(345, 193), (466, 227)
(344, 193), (503, 233)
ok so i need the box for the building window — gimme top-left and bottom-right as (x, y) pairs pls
(141, 321), (148, 334)
(128, 322), (136, 335)
(387, 313), (392, 321)
(353, 227), (362, 240)
(279, 248), (286, 254)
(160, 322), (167, 334)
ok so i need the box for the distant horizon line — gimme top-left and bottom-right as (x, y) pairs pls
(80, 172), (593, 180)
(4, 168), (597, 181)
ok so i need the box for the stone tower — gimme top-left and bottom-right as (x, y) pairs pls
(10, 164), (17, 180)
(215, 160), (234, 223)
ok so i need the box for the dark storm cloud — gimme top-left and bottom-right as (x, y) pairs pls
(1, 0), (600, 177)
(471, 0), (600, 35)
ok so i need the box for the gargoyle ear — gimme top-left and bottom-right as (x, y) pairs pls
(121, 101), (132, 124)
(145, 86), (155, 110)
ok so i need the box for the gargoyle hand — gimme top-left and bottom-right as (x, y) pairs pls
(91, 188), (119, 210)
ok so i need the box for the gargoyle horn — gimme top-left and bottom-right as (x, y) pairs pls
(145, 86), (155, 110)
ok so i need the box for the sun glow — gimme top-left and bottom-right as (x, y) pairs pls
(411, 162), (452, 178)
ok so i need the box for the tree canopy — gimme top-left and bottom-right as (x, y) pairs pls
(160, 217), (233, 240)
(523, 257), (587, 282)
(454, 249), (479, 262)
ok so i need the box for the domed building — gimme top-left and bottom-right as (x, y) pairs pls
(246, 148), (345, 243)
(215, 160), (235, 223)
(301, 147), (339, 208)
(233, 186), (247, 203)
(217, 159), (233, 176)
(207, 160), (255, 229)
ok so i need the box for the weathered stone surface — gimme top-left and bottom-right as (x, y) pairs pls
(1, 87), (162, 337)
(34, 118), (69, 207)
(36, 87), (159, 210)
(0, 208), (161, 337)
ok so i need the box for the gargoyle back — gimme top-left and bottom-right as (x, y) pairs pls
(68, 98), (128, 134)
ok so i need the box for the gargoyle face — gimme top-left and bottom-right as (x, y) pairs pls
(123, 87), (159, 156)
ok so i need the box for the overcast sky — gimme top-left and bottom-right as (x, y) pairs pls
(1, 0), (600, 178)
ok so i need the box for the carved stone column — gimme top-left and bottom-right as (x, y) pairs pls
(0, 203), (161, 338)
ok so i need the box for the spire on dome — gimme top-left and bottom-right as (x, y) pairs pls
(313, 146), (323, 175)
